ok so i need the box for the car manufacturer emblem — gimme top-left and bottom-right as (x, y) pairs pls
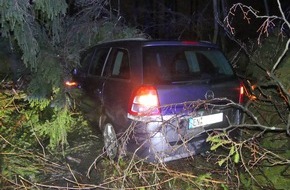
(205, 90), (214, 100)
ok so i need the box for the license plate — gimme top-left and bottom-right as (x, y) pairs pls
(189, 113), (223, 129)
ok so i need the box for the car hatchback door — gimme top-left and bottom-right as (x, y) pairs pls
(143, 45), (241, 111)
(142, 45), (242, 143)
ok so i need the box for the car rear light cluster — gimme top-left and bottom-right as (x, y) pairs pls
(239, 83), (244, 104)
(128, 85), (160, 116)
(65, 80), (78, 87)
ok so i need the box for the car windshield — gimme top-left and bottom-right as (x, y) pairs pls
(143, 46), (234, 84)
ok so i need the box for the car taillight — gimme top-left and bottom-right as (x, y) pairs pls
(65, 80), (78, 87)
(239, 84), (244, 104)
(128, 85), (160, 116)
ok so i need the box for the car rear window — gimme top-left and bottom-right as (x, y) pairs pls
(143, 46), (234, 84)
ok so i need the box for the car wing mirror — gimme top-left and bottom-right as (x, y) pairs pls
(71, 68), (86, 77)
(72, 68), (78, 75)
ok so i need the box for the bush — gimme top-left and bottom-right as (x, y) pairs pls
(0, 80), (87, 184)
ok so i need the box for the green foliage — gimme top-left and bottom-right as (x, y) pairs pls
(1, 153), (39, 181)
(93, 158), (219, 189)
(276, 53), (290, 91)
(0, 0), (67, 68)
(0, 0), (37, 68)
(246, 35), (286, 80)
(240, 162), (290, 190)
(28, 56), (63, 99)
(34, 0), (67, 46)
(242, 34), (290, 130)
(0, 81), (83, 149)
(61, 4), (145, 66)
(240, 172), (252, 189)
(26, 105), (74, 150)
(34, 0), (67, 20)
(207, 133), (240, 166)
(1, 0), (145, 96)
(0, 82), (88, 186)
(0, 88), (34, 147)
(0, 85), (40, 182)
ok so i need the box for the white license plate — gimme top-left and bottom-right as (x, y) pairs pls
(188, 113), (223, 129)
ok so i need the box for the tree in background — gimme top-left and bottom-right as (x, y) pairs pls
(0, 0), (143, 147)
(0, 0), (143, 186)
(223, 0), (290, 134)
(213, 1), (290, 189)
(0, 0), (143, 96)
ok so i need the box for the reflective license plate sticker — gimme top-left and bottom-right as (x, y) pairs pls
(189, 113), (223, 129)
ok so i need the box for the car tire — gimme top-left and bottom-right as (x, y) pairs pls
(103, 122), (118, 160)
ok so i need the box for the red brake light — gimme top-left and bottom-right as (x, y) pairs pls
(182, 41), (198, 45)
(128, 85), (160, 116)
(239, 84), (244, 104)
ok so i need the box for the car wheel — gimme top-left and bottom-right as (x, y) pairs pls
(103, 123), (118, 160)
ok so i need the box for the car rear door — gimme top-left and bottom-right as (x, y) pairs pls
(102, 48), (134, 133)
(84, 47), (111, 103)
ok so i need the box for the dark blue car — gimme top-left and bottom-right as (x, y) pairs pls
(71, 39), (244, 162)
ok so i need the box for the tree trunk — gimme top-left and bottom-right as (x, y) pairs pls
(213, 0), (219, 43)
(263, 0), (270, 16)
(220, 0), (228, 50)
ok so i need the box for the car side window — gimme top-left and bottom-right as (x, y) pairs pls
(110, 49), (130, 79)
(81, 49), (96, 73)
(89, 48), (110, 76)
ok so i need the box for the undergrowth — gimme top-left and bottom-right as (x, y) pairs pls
(0, 80), (88, 187)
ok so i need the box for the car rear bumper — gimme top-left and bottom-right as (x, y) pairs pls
(126, 130), (210, 162)
(126, 109), (242, 162)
